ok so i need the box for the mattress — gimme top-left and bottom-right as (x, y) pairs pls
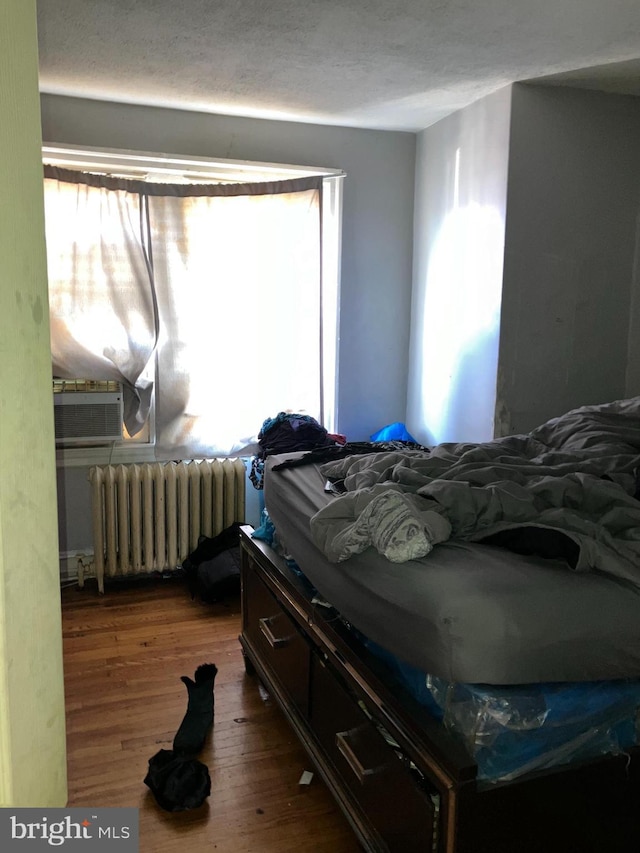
(263, 452), (640, 685)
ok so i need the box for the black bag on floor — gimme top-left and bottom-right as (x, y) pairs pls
(182, 521), (243, 603)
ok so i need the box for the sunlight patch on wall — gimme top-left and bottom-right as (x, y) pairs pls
(419, 201), (504, 445)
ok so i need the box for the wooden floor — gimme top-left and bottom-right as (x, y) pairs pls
(61, 577), (362, 853)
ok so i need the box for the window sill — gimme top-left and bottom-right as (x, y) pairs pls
(55, 443), (158, 468)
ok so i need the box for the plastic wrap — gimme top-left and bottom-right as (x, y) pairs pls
(426, 676), (640, 783)
(363, 637), (640, 783)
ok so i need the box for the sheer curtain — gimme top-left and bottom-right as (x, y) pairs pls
(43, 167), (325, 456)
(44, 168), (157, 435)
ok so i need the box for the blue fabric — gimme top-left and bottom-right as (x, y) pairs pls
(370, 422), (417, 443)
(251, 509), (276, 546)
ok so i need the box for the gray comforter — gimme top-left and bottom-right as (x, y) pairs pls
(310, 397), (640, 585)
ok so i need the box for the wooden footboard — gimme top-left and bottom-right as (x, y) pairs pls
(238, 526), (640, 852)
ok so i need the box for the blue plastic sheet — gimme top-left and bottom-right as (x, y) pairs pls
(427, 677), (640, 783)
(364, 637), (640, 783)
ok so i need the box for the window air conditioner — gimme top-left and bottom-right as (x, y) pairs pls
(53, 380), (123, 445)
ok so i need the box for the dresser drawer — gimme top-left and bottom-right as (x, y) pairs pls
(310, 654), (438, 852)
(243, 557), (311, 716)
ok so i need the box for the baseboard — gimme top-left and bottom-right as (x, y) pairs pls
(59, 551), (95, 584)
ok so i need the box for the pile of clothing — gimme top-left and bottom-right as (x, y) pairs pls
(249, 412), (338, 489)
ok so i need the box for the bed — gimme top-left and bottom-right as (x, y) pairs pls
(238, 397), (640, 852)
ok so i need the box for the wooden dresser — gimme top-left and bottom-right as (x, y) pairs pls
(238, 526), (640, 853)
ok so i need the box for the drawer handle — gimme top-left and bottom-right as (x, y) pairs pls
(258, 615), (291, 649)
(335, 726), (389, 784)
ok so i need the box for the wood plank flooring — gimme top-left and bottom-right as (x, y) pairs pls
(61, 577), (362, 853)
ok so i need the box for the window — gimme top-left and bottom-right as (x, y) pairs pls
(43, 145), (343, 458)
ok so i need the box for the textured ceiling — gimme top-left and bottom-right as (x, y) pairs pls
(36, 0), (640, 132)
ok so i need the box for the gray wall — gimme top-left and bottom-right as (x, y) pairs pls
(627, 212), (640, 396)
(40, 94), (416, 441)
(497, 84), (640, 434)
(408, 82), (640, 447)
(407, 86), (512, 445)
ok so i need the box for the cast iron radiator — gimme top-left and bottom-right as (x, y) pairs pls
(87, 459), (246, 592)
